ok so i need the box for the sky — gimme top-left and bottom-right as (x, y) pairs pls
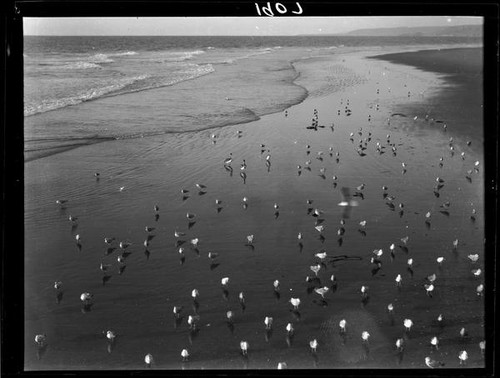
(23, 16), (483, 36)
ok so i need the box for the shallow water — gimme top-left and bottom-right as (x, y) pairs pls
(25, 48), (484, 370)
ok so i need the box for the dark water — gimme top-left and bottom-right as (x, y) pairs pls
(25, 43), (484, 370)
(24, 35), (481, 160)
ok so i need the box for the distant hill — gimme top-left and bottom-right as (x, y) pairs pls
(345, 24), (482, 37)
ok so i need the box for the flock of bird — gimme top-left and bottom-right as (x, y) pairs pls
(33, 76), (485, 369)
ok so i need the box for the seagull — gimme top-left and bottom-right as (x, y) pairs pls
(173, 306), (183, 318)
(396, 338), (404, 352)
(425, 356), (444, 368)
(191, 289), (199, 301)
(187, 315), (200, 330)
(468, 254), (479, 263)
(339, 319), (347, 333)
(181, 349), (189, 362)
(277, 362), (288, 369)
(34, 334), (46, 346)
(273, 280), (280, 292)
(395, 274), (402, 287)
(246, 235), (254, 245)
(360, 285), (369, 298)
(80, 292), (92, 303)
(472, 268), (482, 277)
(430, 336), (439, 350)
(264, 316), (273, 330)
(289, 298), (301, 310)
(310, 264), (321, 276)
(174, 230), (185, 238)
(459, 350), (468, 365)
(240, 341), (249, 355)
(309, 339), (318, 353)
(144, 353), (154, 367)
(477, 284), (484, 296)
(314, 286), (329, 298)
(404, 319), (413, 332)
(104, 330), (116, 343)
(361, 331), (370, 343)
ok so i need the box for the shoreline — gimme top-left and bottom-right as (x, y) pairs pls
(24, 45), (482, 164)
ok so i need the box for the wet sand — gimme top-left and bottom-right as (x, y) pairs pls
(24, 46), (484, 370)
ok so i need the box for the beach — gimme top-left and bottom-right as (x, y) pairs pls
(24, 41), (484, 370)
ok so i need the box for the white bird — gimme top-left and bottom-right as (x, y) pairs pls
(459, 350), (468, 364)
(309, 339), (318, 353)
(339, 319), (347, 333)
(264, 316), (273, 329)
(34, 334), (46, 346)
(224, 155), (233, 165)
(80, 292), (92, 303)
(68, 215), (78, 223)
(315, 251), (327, 260)
(195, 183), (207, 191)
(289, 297), (301, 310)
(468, 254), (479, 263)
(187, 315), (200, 329)
(246, 235), (254, 245)
(226, 311), (234, 323)
(425, 356), (444, 368)
(277, 362), (288, 369)
(173, 306), (183, 318)
(310, 264), (321, 276)
(119, 186), (125, 192)
(396, 338), (404, 352)
(144, 353), (154, 366)
(240, 341), (249, 355)
(186, 213), (196, 221)
(119, 241), (131, 249)
(104, 237), (115, 244)
(297, 232), (303, 240)
(221, 277), (229, 287)
(75, 234), (81, 243)
(373, 249), (383, 258)
(359, 220), (367, 227)
(387, 303), (394, 313)
(174, 230), (185, 238)
(430, 336), (439, 349)
(460, 327), (468, 338)
(145, 226), (155, 233)
(315, 225), (325, 233)
(401, 236), (409, 244)
(407, 258), (413, 268)
(181, 349), (189, 361)
(191, 289), (199, 300)
(477, 284), (484, 296)
(453, 239), (459, 249)
(437, 256), (445, 265)
(190, 238), (199, 248)
(361, 285), (369, 297)
(53, 281), (62, 290)
(361, 331), (370, 342)
(286, 323), (294, 335)
(208, 252), (218, 260)
(424, 284), (435, 297)
(395, 274), (402, 286)
(479, 340), (485, 354)
(273, 279), (280, 291)
(404, 319), (413, 331)
(105, 330), (116, 342)
(314, 286), (329, 298)
(472, 268), (482, 277)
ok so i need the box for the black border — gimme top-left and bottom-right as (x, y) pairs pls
(2, 1), (499, 377)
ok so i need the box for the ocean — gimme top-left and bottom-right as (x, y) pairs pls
(24, 35), (480, 160)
